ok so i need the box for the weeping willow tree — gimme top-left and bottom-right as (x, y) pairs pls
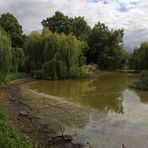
(24, 28), (86, 80)
(42, 33), (82, 79)
(24, 31), (43, 74)
(11, 48), (25, 72)
(0, 28), (12, 83)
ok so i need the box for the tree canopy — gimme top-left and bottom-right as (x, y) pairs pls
(24, 28), (86, 80)
(72, 16), (91, 40)
(0, 11), (142, 82)
(0, 13), (23, 47)
(41, 12), (129, 71)
(129, 42), (148, 70)
(0, 27), (12, 83)
(11, 47), (25, 73)
(87, 22), (127, 70)
(42, 11), (73, 35)
(42, 11), (91, 40)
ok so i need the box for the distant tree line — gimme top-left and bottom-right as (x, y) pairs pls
(129, 42), (148, 90)
(0, 11), (148, 82)
(129, 42), (148, 70)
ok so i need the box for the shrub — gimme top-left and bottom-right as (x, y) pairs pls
(80, 64), (97, 76)
(131, 70), (148, 90)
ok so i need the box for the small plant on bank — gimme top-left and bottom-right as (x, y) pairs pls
(80, 64), (97, 76)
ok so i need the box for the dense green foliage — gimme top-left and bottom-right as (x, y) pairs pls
(0, 13), (23, 47)
(42, 12), (128, 71)
(0, 28), (12, 83)
(87, 22), (128, 70)
(42, 11), (91, 40)
(0, 27), (24, 84)
(80, 64), (97, 76)
(24, 28), (86, 80)
(129, 42), (148, 70)
(131, 70), (148, 90)
(71, 16), (91, 40)
(0, 11), (147, 81)
(11, 48), (25, 72)
(42, 11), (72, 35)
(0, 105), (33, 148)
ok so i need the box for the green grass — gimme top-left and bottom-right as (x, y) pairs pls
(6, 72), (28, 82)
(0, 72), (28, 85)
(0, 105), (34, 148)
(0, 72), (29, 85)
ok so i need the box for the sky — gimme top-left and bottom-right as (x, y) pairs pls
(0, 0), (148, 51)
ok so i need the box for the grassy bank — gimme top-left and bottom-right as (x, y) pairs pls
(6, 72), (28, 82)
(0, 105), (33, 148)
(0, 72), (28, 85)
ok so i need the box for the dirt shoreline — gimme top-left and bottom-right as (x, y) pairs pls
(0, 78), (91, 148)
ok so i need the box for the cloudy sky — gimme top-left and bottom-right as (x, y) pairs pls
(0, 0), (148, 51)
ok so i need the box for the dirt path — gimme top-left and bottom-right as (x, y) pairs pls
(0, 78), (89, 148)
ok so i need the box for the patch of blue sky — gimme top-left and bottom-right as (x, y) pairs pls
(118, 2), (138, 12)
(88, 0), (139, 12)
(87, 0), (110, 4)
(118, 5), (129, 12)
(88, 0), (139, 5)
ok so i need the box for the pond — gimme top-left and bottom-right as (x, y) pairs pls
(30, 72), (148, 148)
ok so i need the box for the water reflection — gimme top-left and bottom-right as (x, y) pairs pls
(30, 73), (138, 113)
(134, 90), (148, 103)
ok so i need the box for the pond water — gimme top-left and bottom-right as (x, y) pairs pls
(30, 73), (148, 148)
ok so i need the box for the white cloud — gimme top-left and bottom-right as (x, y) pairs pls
(0, 0), (148, 50)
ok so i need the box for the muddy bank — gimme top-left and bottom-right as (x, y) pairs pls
(0, 78), (91, 148)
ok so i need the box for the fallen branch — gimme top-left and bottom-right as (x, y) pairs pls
(43, 134), (92, 148)
(43, 135), (73, 148)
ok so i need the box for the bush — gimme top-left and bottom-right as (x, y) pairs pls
(0, 105), (33, 148)
(131, 70), (148, 90)
(80, 64), (97, 76)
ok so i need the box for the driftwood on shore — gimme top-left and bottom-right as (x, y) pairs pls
(43, 135), (92, 148)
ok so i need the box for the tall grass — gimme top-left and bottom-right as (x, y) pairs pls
(0, 105), (33, 148)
